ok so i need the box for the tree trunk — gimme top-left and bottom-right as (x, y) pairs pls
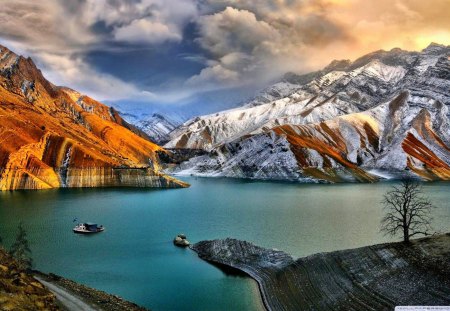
(403, 227), (409, 243)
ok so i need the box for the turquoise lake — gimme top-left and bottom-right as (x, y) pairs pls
(0, 178), (449, 311)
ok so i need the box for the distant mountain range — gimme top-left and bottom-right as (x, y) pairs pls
(118, 111), (183, 145)
(1, 42), (448, 186)
(0, 45), (187, 190)
(164, 43), (450, 182)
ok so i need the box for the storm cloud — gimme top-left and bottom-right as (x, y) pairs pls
(0, 0), (448, 107)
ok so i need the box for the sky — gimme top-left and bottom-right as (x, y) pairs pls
(0, 0), (449, 114)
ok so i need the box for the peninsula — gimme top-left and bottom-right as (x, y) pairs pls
(192, 235), (450, 310)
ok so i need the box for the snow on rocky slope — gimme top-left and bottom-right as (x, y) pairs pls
(166, 44), (449, 151)
(164, 43), (450, 182)
(119, 112), (182, 144)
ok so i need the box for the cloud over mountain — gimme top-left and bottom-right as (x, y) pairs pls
(0, 0), (448, 107)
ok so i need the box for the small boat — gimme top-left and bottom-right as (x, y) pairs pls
(73, 223), (105, 234)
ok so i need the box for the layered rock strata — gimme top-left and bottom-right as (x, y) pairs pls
(0, 45), (188, 190)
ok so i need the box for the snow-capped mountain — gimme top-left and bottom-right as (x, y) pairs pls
(164, 43), (450, 182)
(245, 59), (353, 107)
(118, 111), (183, 144)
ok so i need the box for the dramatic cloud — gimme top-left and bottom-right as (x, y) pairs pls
(196, 7), (280, 56)
(0, 0), (448, 107)
(84, 0), (196, 45)
(0, 0), (94, 51)
(35, 51), (150, 101)
(0, 0), (197, 100)
(113, 18), (182, 44)
(186, 7), (282, 90)
(187, 4), (350, 89)
(188, 0), (450, 91)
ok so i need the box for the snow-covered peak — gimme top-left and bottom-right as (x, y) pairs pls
(119, 112), (183, 144)
(165, 44), (449, 151)
(357, 59), (407, 83)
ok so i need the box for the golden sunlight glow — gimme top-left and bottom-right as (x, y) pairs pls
(414, 32), (450, 49)
(289, 0), (450, 71)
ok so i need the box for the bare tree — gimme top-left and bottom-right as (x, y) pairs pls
(380, 179), (435, 243)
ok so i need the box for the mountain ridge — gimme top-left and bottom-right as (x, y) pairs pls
(118, 111), (183, 144)
(164, 43), (450, 182)
(0, 45), (188, 190)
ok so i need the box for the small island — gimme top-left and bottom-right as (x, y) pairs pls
(173, 234), (190, 247)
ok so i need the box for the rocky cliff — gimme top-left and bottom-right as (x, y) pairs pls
(192, 235), (450, 311)
(0, 45), (188, 190)
(165, 43), (450, 182)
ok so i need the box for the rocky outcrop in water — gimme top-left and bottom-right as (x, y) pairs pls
(165, 44), (450, 182)
(0, 45), (188, 190)
(192, 235), (450, 311)
(173, 234), (190, 247)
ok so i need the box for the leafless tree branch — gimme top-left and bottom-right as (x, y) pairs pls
(380, 179), (436, 243)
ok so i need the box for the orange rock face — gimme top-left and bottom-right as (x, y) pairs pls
(273, 114), (381, 182)
(402, 109), (450, 180)
(0, 45), (188, 190)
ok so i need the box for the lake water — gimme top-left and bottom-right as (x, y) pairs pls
(0, 178), (449, 311)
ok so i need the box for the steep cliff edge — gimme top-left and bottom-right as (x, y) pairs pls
(192, 235), (450, 311)
(0, 45), (188, 190)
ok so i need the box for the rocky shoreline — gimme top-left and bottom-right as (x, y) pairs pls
(192, 235), (450, 311)
(33, 272), (148, 311)
(0, 249), (58, 310)
(0, 247), (149, 310)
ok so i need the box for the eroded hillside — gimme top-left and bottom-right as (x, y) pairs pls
(0, 45), (187, 190)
